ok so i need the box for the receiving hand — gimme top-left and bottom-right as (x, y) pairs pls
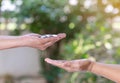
(45, 58), (94, 72)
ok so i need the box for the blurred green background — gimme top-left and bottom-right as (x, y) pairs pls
(1, 0), (120, 83)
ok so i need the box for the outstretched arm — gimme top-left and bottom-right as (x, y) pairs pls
(91, 62), (120, 83)
(0, 35), (29, 50)
(45, 58), (120, 83)
(0, 33), (66, 50)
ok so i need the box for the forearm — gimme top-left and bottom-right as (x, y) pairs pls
(0, 36), (26, 50)
(89, 62), (120, 83)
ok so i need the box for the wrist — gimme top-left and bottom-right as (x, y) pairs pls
(16, 36), (29, 47)
(19, 35), (37, 47)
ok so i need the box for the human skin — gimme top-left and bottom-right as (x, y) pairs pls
(45, 58), (120, 83)
(0, 33), (66, 50)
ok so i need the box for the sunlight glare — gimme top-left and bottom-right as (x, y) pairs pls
(112, 16), (120, 31)
(84, 0), (92, 9)
(1, 0), (16, 11)
(69, 0), (78, 6)
(105, 4), (114, 13)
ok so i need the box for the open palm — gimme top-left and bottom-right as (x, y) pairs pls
(45, 58), (94, 72)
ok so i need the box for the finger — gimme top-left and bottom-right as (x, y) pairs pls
(43, 42), (53, 49)
(41, 37), (58, 44)
(45, 58), (75, 71)
(43, 33), (66, 42)
(41, 33), (66, 44)
(57, 33), (66, 39)
(43, 37), (61, 48)
(39, 42), (53, 50)
(57, 33), (66, 40)
(45, 58), (66, 63)
(43, 33), (66, 44)
(45, 58), (65, 67)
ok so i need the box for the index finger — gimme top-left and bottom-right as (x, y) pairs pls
(45, 58), (66, 67)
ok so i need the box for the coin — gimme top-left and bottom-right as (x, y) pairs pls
(40, 34), (57, 38)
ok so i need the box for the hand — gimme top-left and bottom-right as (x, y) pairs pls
(20, 33), (66, 50)
(45, 58), (94, 72)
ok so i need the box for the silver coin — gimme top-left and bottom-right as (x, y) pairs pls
(40, 34), (57, 38)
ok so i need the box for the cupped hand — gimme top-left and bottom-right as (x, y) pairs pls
(45, 58), (94, 72)
(21, 33), (66, 50)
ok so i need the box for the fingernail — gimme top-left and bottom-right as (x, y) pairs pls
(45, 58), (52, 63)
(58, 33), (66, 38)
(45, 58), (49, 62)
